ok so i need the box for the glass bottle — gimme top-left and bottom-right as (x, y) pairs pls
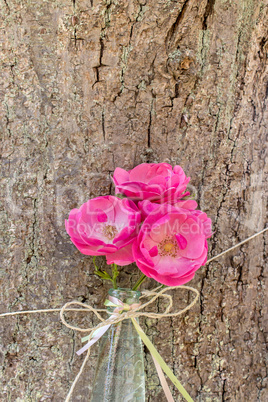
(90, 288), (145, 402)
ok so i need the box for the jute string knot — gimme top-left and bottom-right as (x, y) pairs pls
(59, 285), (200, 335)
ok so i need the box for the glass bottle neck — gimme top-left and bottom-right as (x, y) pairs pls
(107, 288), (141, 313)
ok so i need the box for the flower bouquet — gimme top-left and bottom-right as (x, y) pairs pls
(65, 163), (212, 401)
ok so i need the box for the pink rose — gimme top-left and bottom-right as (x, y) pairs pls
(112, 163), (190, 203)
(133, 203), (212, 286)
(65, 196), (141, 266)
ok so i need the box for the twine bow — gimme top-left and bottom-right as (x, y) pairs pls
(60, 285), (199, 402)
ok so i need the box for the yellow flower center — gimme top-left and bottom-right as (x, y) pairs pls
(102, 224), (118, 240)
(158, 236), (178, 258)
(164, 243), (174, 253)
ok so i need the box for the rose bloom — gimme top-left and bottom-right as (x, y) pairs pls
(112, 163), (190, 203)
(133, 202), (212, 286)
(65, 196), (141, 266)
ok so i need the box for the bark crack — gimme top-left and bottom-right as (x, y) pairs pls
(93, 0), (112, 86)
(221, 378), (226, 401)
(4, 101), (12, 138)
(3, 0), (10, 11)
(102, 107), (106, 141)
(165, 0), (189, 51)
(147, 92), (155, 151)
(115, 2), (146, 99)
(202, 0), (216, 31)
(25, 197), (38, 273)
(71, 0), (85, 48)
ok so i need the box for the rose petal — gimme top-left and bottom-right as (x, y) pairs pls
(96, 209), (108, 223)
(148, 245), (158, 257)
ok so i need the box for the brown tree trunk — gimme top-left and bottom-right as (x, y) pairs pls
(0, 0), (267, 400)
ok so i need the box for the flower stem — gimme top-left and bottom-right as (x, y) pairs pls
(112, 263), (119, 289)
(132, 274), (147, 291)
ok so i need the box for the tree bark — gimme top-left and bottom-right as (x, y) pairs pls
(0, 0), (267, 400)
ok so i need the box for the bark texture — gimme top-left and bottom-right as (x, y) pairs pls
(0, 0), (267, 401)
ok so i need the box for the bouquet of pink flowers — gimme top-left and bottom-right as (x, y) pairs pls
(65, 162), (212, 289)
(0, 163), (264, 402)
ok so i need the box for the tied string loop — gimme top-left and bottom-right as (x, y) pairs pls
(60, 285), (199, 333)
(60, 285), (199, 402)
